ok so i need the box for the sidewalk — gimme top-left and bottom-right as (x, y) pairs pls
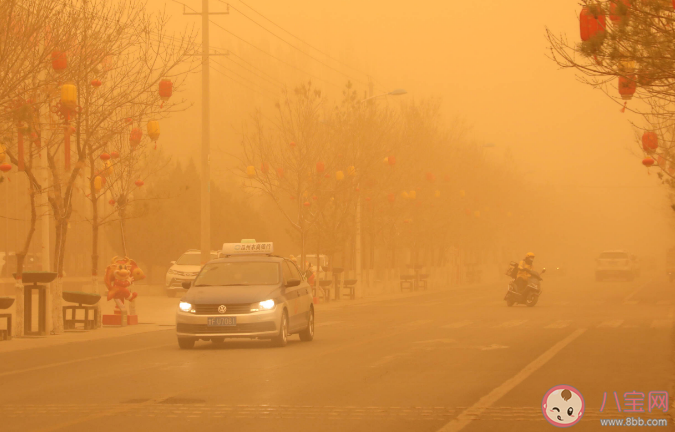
(0, 279), (501, 354)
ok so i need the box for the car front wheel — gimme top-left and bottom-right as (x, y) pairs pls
(271, 311), (288, 347)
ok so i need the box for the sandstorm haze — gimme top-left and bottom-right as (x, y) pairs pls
(148, 0), (675, 269)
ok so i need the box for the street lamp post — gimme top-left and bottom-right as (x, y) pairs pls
(355, 87), (407, 298)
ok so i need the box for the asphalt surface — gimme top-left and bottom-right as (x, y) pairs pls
(1, 274), (674, 432)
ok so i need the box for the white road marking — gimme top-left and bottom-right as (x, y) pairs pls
(494, 320), (528, 328)
(545, 320), (571, 329)
(436, 328), (586, 432)
(316, 321), (342, 327)
(476, 344), (508, 351)
(0, 343), (173, 378)
(624, 280), (651, 303)
(442, 320), (473, 329)
(414, 339), (457, 344)
(597, 319), (624, 328)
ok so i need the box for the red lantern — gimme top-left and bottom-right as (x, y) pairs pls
(443, 174), (451, 182)
(387, 193), (395, 203)
(159, 79), (173, 101)
(609, 0), (631, 25)
(642, 157), (655, 167)
(110, 151), (120, 159)
(642, 132), (658, 152)
(261, 162), (270, 174)
(290, 196), (296, 200)
(619, 75), (636, 100)
(366, 197), (372, 202)
(303, 201), (311, 207)
(135, 179), (144, 187)
(324, 173), (330, 179)
(91, 79), (102, 88)
(130, 127), (142, 146)
(388, 156), (396, 166)
(109, 199), (115, 206)
(658, 155), (667, 168)
(51, 51), (67, 72)
(355, 187), (360, 192)
(0, 163), (11, 173)
(290, 141), (297, 148)
(124, 118), (133, 125)
(316, 161), (325, 173)
(426, 172), (436, 182)
(465, 209), (472, 216)
(580, 6), (606, 41)
(312, 195), (318, 201)
(276, 167), (284, 178)
(100, 153), (111, 161)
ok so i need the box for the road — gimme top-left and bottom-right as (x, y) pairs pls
(1, 275), (674, 431)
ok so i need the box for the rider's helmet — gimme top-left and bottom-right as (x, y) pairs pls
(525, 252), (535, 263)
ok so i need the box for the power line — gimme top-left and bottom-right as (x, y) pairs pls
(222, 55), (286, 88)
(209, 64), (279, 102)
(223, 0), (368, 86)
(210, 58), (281, 98)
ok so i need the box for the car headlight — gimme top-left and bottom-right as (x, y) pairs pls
(167, 269), (178, 275)
(179, 301), (192, 312)
(251, 299), (275, 312)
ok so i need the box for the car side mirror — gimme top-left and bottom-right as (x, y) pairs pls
(171, 261), (176, 265)
(182, 281), (191, 290)
(286, 279), (301, 288)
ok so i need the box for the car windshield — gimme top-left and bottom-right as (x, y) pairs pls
(599, 252), (628, 259)
(176, 253), (217, 265)
(194, 262), (280, 286)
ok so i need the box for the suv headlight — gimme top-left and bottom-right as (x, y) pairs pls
(251, 299), (275, 312)
(167, 269), (178, 275)
(179, 302), (192, 312)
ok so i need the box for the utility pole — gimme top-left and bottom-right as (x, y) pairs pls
(184, 1), (228, 264)
(355, 80), (374, 298)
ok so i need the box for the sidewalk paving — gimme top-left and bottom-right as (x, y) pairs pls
(0, 279), (501, 354)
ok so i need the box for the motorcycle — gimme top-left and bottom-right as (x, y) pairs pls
(504, 268), (546, 307)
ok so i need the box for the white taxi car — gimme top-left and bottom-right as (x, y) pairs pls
(176, 242), (315, 349)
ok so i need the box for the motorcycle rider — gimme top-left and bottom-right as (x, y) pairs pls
(515, 252), (536, 294)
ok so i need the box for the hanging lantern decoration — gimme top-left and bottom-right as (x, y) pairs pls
(276, 167), (284, 178)
(290, 141), (297, 148)
(290, 196), (296, 200)
(303, 201), (311, 207)
(580, 6), (606, 41)
(110, 151), (120, 159)
(109, 199), (115, 206)
(261, 162), (270, 174)
(316, 161), (325, 173)
(434, 190), (441, 198)
(409, 190), (416, 199)
(129, 127), (142, 147)
(0, 163), (12, 173)
(312, 195), (318, 201)
(401, 191), (409, 199)
(347, 166), (356, 176)
(51, 51), (67, 72)
(618, 75), (636, 101)
(246, 165), (256, 178)
(61, 84), (77, 109)
(443, 174), (451, 182)
(104, 160), (114, 176)
(91, 79), (102, 88)
(94, 176), (103, 192)
(100, 153), (111, 161)
(388, 156), (396, 166)
(642, 157), (655, 167)
(642, 131), (658, 152)
(609, 0), (631, 25)
(147, 120), (160, 146)
(426, 172), (436, 182)
(366, 197), (372, 202)
(158, 79), (173, 107)
(135, 179), (144, 187)
(124, 117), (133, 125)
(388, 193), (395, 203)
(324, 173), (330, 179)
(336, 170), (344, 181)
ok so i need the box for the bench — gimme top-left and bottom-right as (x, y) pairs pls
(400, 275), (415, 291)
(63, 305), (99, 330)
(343, 279), (357, 300)
(417, 274), (429, 290)
(0, 314), (11, 340)
(318, 280), (333, 303)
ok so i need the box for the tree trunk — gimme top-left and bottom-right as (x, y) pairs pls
(50, 220), (67, 335)
(13, 184), (38, 336)
(89, 157), (102, 326)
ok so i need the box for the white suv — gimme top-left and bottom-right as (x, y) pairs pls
(166, 250), (218, 297)
(595, 250), (635, 282)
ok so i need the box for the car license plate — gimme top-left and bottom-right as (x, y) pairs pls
(207, 317), (236, 326)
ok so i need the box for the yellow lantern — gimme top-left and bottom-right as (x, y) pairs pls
(409, 190), (416, 199)
(434, 190), (441, 198)
(147, 120), (160, 141)
(61, 84), (77, 109)
(401, 191), (409, 199)
(347, 166), (356, 176)
(459, 190), (466, 197)
(383, 157), (389, 165)
(246, 166), (256, 178)
(0, 145), (5, 163)
(104, 160), (113, 176)
(94, 176), (102, 192)
(336, 170), (344, 181)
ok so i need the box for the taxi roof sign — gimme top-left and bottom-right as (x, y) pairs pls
(222, 242), (273, 255)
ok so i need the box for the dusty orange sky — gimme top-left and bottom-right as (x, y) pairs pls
(150, 0), (675, 266)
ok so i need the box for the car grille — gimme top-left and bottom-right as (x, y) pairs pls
(177, 322), (276, 334)
(192, 304), (253, 315)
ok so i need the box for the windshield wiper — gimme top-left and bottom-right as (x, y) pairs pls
(194, 284), (215, 287)
(223, 283), (249, 286)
